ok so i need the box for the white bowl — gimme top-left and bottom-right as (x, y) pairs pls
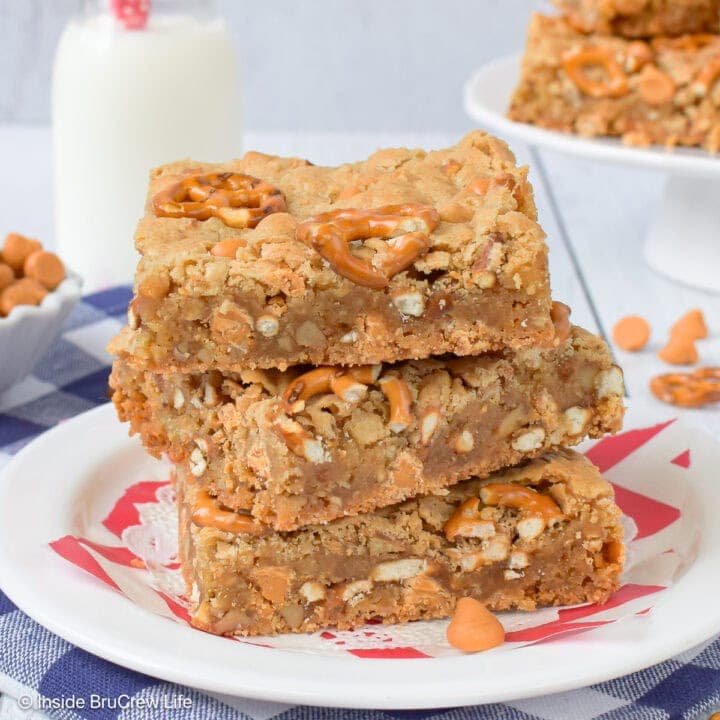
(0, 274), (83, 392)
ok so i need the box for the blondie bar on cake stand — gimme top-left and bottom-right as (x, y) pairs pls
(464, 55), (720, 294)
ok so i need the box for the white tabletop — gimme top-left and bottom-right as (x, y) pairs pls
(1, 124), (719, 433)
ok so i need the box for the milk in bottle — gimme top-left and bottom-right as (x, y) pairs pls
(53, 0), (242, 289)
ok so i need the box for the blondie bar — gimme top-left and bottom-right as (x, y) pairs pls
(108, 131), (555, 372)
(178, 449), (625, 637)
(552, 0), (720, 37)
(508, 14), (720, 151)
(111, 326), (625, 531)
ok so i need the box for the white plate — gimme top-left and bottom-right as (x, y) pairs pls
(463, 54), (720, 179)
(0, 402), (718, 709)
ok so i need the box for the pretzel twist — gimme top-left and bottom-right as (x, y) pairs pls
(153, 172), (286, 228)
(562, 47), (630, 98)
(650, 367), (720, 407)
(192, 489), (266, 536)
(296, 204), (440, 288)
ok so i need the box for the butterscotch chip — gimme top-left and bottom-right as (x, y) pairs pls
(658, 336), (698, 365)
(2, 233), (41, 273)
(657, 309), (707, 365)
(671, 309), (707, 340)
(211, 238), (245, 258)
(638, 64), (676, 106)
(446, 598), (505, 653)
(0, 278), (48, 316)
(0, 263), (14, 292)
(612, 315), (650, 352)
(23, 250), (66, 290)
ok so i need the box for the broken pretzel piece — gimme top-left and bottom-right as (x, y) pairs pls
(192, 488), (266, 536)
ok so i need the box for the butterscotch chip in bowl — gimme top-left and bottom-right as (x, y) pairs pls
(24, 250), (66, 290)
(1, 233), (41, 272)
(0, 278), (48, 315)
(0, 263), (14, 292)
(0, 233), (81, 392)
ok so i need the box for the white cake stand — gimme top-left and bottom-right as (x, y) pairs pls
(463, 55), (720, 293)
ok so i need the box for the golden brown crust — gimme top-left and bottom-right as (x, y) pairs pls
(109, 132), (554, 371)
(508, 14), (720, 152)
(178, 449), (625, 637)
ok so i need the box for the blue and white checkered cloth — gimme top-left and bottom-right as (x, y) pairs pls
(0, 287), (719, 720)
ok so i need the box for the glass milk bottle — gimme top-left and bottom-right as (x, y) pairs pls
(52, 0), (242, 290)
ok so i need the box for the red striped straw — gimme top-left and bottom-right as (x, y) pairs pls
(110, 0), (151, 30)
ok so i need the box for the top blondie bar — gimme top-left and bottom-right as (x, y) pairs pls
(110, 132), (554, 371)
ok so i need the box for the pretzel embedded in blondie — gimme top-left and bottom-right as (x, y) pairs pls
(281, 365), (382, 413)
(153, 172), (286, 228)
(296, 204), (440, 288)
(561, 47), (630, 98)
(191, 488), (267, 536)
(276, 365), (414, 457)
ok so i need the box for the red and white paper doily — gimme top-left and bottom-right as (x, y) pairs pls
(50, 418), (697, 658)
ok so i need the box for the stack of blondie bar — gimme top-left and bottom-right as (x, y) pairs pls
(109, 132), (627, 639)
(509, 0), (720, 151)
